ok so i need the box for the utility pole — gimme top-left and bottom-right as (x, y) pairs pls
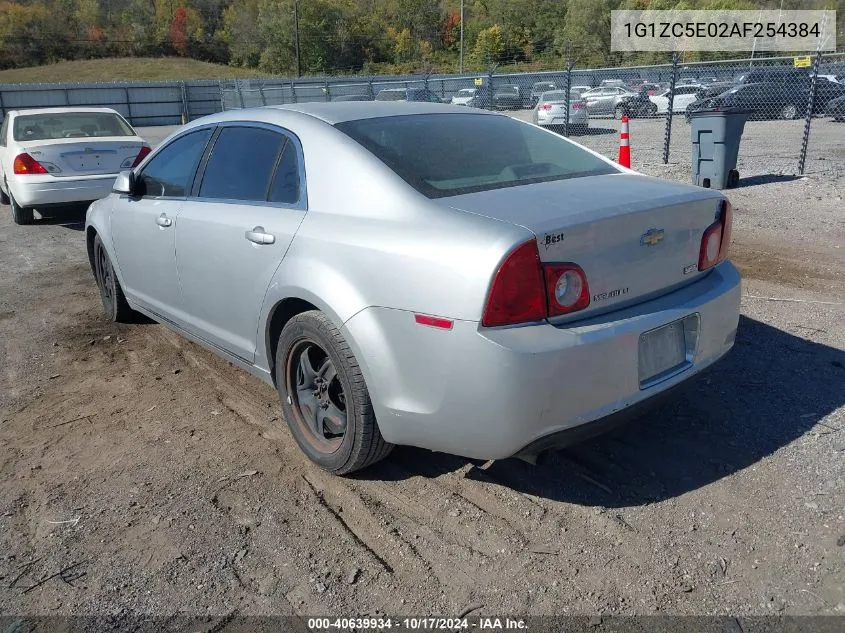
(294, 0), (301, 78)
(459, 0), (464, 73)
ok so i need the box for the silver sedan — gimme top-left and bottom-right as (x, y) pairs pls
(85, 103), (741, 474)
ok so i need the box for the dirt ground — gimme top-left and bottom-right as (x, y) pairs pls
(1, 126), (844, 623)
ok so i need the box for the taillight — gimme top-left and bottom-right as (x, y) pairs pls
(539, 103), (552, 111)
(544, 264), (590, 316)
(131, 145), (152, 167)
(482, 240), (591, 327)
(13, 153), (48, 175)
(482, 240), (547, 327)
(571, 102), (586, 109)
(698, 199), (732, 271)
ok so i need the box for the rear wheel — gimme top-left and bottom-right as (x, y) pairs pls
(93, 234), (134, 322)
(278, 311), (393, 475)
(0, 184), (9, 206)
(647, 103), (658, 116)
(9, 190), (34, 225)
(614, 104), (626, 119)
(781, 103), (799, 120)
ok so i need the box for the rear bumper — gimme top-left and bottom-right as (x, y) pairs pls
(7, 174), (117, 207)
(537, 110), (589, 127)
(342, 261), (741, 460)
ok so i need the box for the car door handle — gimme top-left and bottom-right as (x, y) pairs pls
(245, 226), (275, 245)
(156, 214), (172, 227)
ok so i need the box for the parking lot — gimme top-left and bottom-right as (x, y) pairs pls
(1, 114), (844, 621)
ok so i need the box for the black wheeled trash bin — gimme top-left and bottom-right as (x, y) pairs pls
(689, 107), (749, 189)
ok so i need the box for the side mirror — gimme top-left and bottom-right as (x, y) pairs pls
(113, 170), (136, 195)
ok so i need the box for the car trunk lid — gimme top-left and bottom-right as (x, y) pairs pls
(442, 172), (725, 321)
(18, 137), (144, 177)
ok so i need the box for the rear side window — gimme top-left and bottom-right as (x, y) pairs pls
(268, 142), (301, 204)
(199, 127), (286, 202)
(336, 113), (618, 199)
(137, 128), (212, 198)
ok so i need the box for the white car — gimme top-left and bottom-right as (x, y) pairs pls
(649, 85), (704, 114)
(0, 107), (149, 224)
(532, 90), (589, 133)
(451, 88), (478, 106)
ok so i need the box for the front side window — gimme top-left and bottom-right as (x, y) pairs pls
(198, 126), (286, 202)
(137, 128), (213, 198)
(13, 112), (134, 141)
(336, 113), (618, 199)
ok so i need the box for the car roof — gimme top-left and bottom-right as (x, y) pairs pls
(9, 106), (121, 117)
(265, 101), (497, 124)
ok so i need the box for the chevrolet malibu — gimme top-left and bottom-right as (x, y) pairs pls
(1, 107), (150, 224)
(85, 102), (741, 475)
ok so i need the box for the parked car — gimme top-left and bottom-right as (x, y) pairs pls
(580, 86), (639, 118)
(827, 93), (845, 120)
(570, 85), (593, 94)
(0, 107), (149, 225)
(332, 94), (372, 102)
(686, 82), (807, 120)
(492, 85), (526, 110)
(619, 88), (659, 118)
(85, 102), (740, 474)
(451, 88), (478, 106)
(532, 90), (589, 132)
(733, 67), (809, 85)
(530, 81), (558, 107)
(649, 84), (705, 114)
(600, 79), (627, 89)
(375, 87), (444, 103)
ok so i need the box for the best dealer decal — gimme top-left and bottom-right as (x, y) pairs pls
(543, 232), (565, 249)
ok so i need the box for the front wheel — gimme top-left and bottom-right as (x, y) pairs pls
(277, 311), (393, 475)
(9, 190), (34, 225)
(93, 234), (134, 322)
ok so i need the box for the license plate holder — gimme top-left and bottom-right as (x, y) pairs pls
(638, 315), (698, 389)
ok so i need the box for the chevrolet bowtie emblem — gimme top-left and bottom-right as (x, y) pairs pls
(641, 228), (665, 247)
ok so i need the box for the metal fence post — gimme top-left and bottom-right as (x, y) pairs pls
(368, 77), (375, 100)
(486, 64), (498, 111)
(798, 45), (826, 174)
(290, 79), (298, 104)
(662, 51), (679, 164)
(0, 88), (5, 119)
(563, 45), (575, 138)
(218, 81), (226, 112)
(258, 84), (267, 106)
(235, 81), (245, 108)
(324, 78), (330, 102)
(180, 81), (190, 123)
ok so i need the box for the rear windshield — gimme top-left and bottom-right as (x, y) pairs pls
(335, 113), (618, 199)
(13, 112), (134, 141)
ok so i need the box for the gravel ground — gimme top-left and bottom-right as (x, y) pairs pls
(0, 119), (843, 623)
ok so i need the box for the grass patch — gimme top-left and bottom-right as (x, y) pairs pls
(0, 58), (273, 84)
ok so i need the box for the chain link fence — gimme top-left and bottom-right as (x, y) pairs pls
(221, 52), (845, 180)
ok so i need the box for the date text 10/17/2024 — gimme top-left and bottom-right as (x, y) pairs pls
(307, 617), (529, 631)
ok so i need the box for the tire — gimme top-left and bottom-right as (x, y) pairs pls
(781, 103), (799, 120)
(0, 184), (9, 206)
(727, 169), (740, 189)
(9, 190), (34, 225)
(614, 105), (626, 120)
(648, 103), (658, 116)
(277, 310), (393, 475)
(93, 234), (134, 323)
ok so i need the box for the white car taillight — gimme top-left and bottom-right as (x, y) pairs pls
(698, 200), (732, 271)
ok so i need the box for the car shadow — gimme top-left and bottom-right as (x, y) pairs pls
(33, 205), (88, 231)
(366, 315), (845, 507)
(577, 127), (616, 137)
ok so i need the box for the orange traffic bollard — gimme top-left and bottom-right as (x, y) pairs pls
(618, 115), (631, 168)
